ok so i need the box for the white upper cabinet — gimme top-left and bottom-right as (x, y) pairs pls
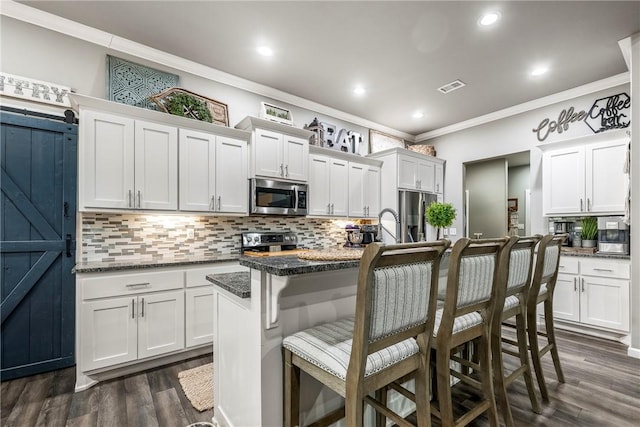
(134, 120), (178, 210)
(308, 154), (348, 216)
(235, 116), (313, 183)
(585, 140), (628, 213)
(348, 162), (380, 218)
(73, 94), (250, 213)
(81, 110), (178, 210)
(542, 131), (628, 215)
(396, 152), (439, 192)
(435, 163), (444, 194)
(179, 129), (248, 214)
(81, 109), (136, 209)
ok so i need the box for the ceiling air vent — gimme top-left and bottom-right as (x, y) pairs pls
(437, 79), (466, 94)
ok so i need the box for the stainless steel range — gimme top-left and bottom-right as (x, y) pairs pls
(241, 231), (298, 254)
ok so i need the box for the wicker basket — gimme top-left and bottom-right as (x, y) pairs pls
(408, 144), (436, 157)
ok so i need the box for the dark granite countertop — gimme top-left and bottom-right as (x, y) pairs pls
(560, 251), (630, 260)
(74, 254), (240, 273)
(207, 272), (251, 298)
(239, 254), (360, 276)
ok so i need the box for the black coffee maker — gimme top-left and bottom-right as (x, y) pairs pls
(553, 221), (574, 246)
(360, 225), (377, 245)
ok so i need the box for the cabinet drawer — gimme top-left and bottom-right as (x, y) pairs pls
(580, 259), (630, 279)
(557, 257), (579, 275)
(80, 270), (184, 300)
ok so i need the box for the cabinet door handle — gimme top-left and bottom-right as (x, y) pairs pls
(331, 203), (334, 214)
(285, 165), (289, 177)
(574, 277), (577, 292)
(581, 278), (585, 292)
(580, 198), (583, 211)
(137, 190), (141, 208)
(126, 282), (150, 289)
(128, 190), (132, 208)
(587, 198), (591, 211)
(131, 298), (135, 319)
(280, 164), (284, 177)
(141, 298), (145, 317)
(217, 196), (221, 211)
(210, 195), (215, 211)
(65, 234), (72, 258)
(593, 268), (613, 272)
(327, 203), (331, 214)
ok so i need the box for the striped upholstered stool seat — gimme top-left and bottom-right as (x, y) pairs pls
(503, 283), (547, 311)
(283, 241), (449, 427)
(283, 317), (420, 380)
(434, 309), (483, 335)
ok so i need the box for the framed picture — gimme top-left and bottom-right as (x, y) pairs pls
(260, 102), (293, 126)
(369, 129), (406, 153)
(508, 198), (518, 212)
(150, 87), (229, 126)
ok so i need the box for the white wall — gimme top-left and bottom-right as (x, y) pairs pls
(426, 84), (630, 240)
(630, 33), (640, 358)
(0, 16), (373, 153)
(508, 164), (530, 235)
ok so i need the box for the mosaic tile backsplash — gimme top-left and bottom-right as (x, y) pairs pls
(81, 213), (350, 262)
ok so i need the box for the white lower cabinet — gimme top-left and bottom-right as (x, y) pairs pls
(81, 290), (185, 371)
(554, 256), (630, 333)
(76, 262), (241, 384)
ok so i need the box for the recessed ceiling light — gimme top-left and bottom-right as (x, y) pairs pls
(479, 11), (501, 26)
(531, 66), (549, 76)
(353, 85), (365, 95)
(412, 111), (424, 119)
(257, 46), (273, 56)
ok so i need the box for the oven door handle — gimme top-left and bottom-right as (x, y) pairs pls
(293, 186), (299, 213)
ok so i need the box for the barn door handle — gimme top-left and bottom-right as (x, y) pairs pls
(63, 202), (70, 218)
(65, 234), (72, 257)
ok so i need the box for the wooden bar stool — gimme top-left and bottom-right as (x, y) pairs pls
(491, 235), (542, 426)
(282, 240), (449, 427)
(429, 237), (510, 427)
(526, 233), (567, 402)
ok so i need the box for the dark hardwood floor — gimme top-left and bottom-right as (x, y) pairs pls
(1, 329), (639, 426)
(1, 354), (213, 427)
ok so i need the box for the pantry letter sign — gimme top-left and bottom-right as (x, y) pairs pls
(0, 72), (71, 107)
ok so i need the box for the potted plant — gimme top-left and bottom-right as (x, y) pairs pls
(581, 216), (598, 248)
(426, 202), (457, 239)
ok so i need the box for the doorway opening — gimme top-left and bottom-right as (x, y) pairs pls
(464, 151), (530, 239)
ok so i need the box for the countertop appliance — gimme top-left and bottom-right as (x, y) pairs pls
(398, 190), (438, 243)
(241, 231), (299, 254)
(250, 178), (308, 216)
(597, 217), (630, 254)
(553, 221), (574, 246)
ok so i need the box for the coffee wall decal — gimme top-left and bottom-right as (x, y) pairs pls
(532, 106), (586, 142)
(584, 93), (630, 133)
(532, 92), (631, 142)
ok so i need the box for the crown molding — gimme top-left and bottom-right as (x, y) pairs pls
(415, 72), (630, 142)
(2, 1), (413, 141)
(618, 37), (631, 70)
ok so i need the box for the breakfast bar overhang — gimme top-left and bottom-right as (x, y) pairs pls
(211, 254), (416, 427)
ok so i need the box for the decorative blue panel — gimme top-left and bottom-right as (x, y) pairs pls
(106, 55), (179, 110)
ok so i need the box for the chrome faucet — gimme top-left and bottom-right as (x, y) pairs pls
(377, 208), (401, 243)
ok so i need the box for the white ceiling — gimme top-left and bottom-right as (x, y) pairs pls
(16, 1), (640, 136)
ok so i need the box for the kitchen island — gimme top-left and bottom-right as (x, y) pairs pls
(211, 252), (415, 427)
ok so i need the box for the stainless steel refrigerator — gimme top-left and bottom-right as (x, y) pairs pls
(399, 190), (438, 243)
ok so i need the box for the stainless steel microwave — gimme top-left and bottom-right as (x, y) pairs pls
(250, 178), (308, 216)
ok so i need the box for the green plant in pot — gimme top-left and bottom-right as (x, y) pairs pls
(426, 202), (457, 239)
(581, 216), (598, 248)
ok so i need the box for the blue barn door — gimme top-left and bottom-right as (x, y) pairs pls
(1, 110), (77, 380)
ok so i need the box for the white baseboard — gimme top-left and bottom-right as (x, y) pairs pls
(628, 346), (640, 359)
